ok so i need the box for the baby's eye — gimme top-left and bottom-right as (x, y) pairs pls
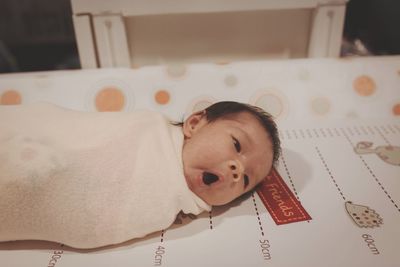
(244, 174), (249, 188)
(232, 136), (241, 152)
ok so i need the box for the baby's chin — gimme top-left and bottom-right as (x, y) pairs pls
(190, 185), (233, 206)
(200, 194), (232, 206)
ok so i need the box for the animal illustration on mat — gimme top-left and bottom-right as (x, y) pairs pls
(354, 141), (400, 166)
(345, 201), (383, 228)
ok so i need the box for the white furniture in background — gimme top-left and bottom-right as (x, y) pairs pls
(71, 0), (348, 68)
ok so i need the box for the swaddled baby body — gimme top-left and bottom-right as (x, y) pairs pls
(0, 101), (280, 248)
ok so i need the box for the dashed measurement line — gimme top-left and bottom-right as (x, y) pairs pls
(319, 128), (327, 138)
(285, 130), (292, 140)
(386, 124), (397, 134)
(358, 157), (400, 212)
(280, 155), (300, 201)
(366, 126), (376, 135)
(160, 230), (165, 243)
(252, 193), (265, 237)
(281, 127), (346, 139)
(333, 128), (341, 137)
(252, 193), (272, 260)
(313, 129), (320, 138)
(315, 146), (346, 201)
(345, 127), (354, 137)
(374, 126), (391, 145)
(379, 125), (390, 135)
(341, 129), (400, 213)
(360, 126), (369, 135)
(326, 128), (334, 137)
(292, 129), (299, 139)
(353, 126), (362, 136)
(393, 124), (400, 133)
(306, 129), (312, 138)
(209, 211), (213, 230)
(299, 129), (306, 139)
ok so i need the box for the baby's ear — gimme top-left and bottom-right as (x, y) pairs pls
(183, 110), (207, 138)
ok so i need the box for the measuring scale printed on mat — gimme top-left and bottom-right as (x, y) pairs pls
(0, 120), (399, 267)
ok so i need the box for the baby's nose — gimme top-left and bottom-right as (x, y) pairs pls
(228, 159), (244, 182)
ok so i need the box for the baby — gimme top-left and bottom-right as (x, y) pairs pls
(0, 101), (280, 249)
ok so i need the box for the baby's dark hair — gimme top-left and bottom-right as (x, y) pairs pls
(202, 101), (281, 165)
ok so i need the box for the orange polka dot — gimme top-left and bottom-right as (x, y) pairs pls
(155, 90), (170, 105)
(95, 87), (125, 112)
(353, 75), (376, 96)
(0, 90), (22, 105)
(392, 103), (400, 116)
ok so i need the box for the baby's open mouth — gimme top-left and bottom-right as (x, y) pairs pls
(202, 172), (219, 185)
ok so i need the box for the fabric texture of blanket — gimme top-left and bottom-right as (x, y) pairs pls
(0, 103), (210, 249)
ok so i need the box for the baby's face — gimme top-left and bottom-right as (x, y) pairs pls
(182, 111), (273, 206)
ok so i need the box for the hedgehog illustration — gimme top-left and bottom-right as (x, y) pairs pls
(345, 201), (383, 228)
(354, 141), (400, 166)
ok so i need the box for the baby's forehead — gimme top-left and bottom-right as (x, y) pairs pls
(216, 112), (270, 136)
(212, 111), (258, 124)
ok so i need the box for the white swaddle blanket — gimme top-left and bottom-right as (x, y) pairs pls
(0, 103), (210, 249)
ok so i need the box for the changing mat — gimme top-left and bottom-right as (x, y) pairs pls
(0, 103), (210, 248)
(0, 56), (399, 266)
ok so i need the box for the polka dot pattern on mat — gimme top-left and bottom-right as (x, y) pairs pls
(0, 90), (22, 105)
(392, 103), (400, 116)
(155, 90), (171, 105)
(252, 92), (285, 119)
(2, 58), (399, 120)
(224, 75), (238, 87)
(311, 97), (331, 115)
(166, 64), (187, 79)
(353, 75), (376, 96)
(95, 87), (125, 112)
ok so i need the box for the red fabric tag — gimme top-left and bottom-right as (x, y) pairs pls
(256, 168), (312, 225)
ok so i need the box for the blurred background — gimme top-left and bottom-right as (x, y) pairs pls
(0, 0), (399, 73)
